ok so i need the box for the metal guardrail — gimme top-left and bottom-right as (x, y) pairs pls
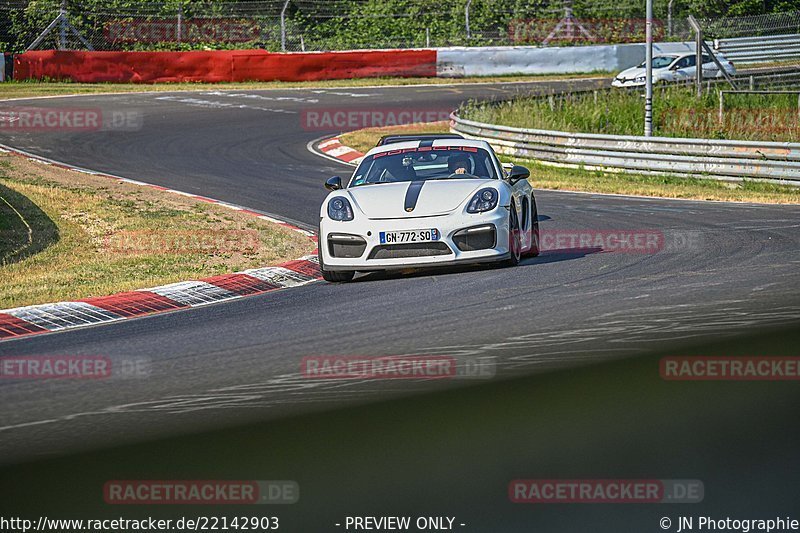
(714, 33), (800, 63)
(732, 68), (800, 90)
(450, 113), (800, 185)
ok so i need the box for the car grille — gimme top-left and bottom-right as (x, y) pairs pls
(368, 242), (452, 260)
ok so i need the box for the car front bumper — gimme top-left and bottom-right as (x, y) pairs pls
(612, 79), (645, 88)
(320, 208), (511, 272)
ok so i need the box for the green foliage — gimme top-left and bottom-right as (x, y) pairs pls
(461, 85), (800, 141)
(684, 0), (800, 18)
(1, 0), (799, 53)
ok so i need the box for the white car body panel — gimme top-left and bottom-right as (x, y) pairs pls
(318, 139), (537, 273)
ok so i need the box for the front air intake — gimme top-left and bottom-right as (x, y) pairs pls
(328, 234), (367, 258)
(453, 225), (496, 251)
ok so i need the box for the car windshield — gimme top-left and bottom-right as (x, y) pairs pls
(638, 56), (676, 69)
(350, 147), (498, 187)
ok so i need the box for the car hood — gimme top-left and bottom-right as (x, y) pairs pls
(616, 66), (651, 79)
(347, 179), (492, 219)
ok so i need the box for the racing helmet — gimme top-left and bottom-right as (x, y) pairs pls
(447, 153), (472, 174)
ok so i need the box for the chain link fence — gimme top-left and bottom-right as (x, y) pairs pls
(0, 0), (693, 53)
(697, 10), (800, 90)
(699, 10), (800, 39)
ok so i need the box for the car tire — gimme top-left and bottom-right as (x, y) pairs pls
(318, 246), (355, 283)
(522, 196), (540, 258)
(502, 204), (522, 267)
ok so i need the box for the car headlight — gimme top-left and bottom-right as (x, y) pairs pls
(467, 188), (499, 214)
(634, 76), (646, 83)
(327, 196), (354, 221)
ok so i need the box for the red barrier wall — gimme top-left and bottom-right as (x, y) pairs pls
(14, 49), (438, 83)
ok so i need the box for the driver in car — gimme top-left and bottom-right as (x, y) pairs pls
(448, 153), (471, 175)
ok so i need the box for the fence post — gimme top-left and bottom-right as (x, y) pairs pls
(718, 90), (724, 124)
(688, 15), (702, 97)
(667, 0), (674, 37)
(26, 0), (92, 51)
(644, 0), (653, 136)
(58, 0), (67, 50)
(177, 5), (182, 44)
(281, 0), (291, 51)
(465, 0), (473, 41)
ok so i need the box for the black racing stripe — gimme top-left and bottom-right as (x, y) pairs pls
(404, 180), (425, 212)
(419, 140), (434, 148)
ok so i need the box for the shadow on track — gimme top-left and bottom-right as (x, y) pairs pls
(348, 246), (602, 283)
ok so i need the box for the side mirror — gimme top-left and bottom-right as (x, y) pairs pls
(325, 176), (343, 191)
(508, 165), (530, 185)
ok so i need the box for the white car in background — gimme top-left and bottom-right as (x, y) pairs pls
(612, 52), (736, 87)
(317, 134), (540, 282)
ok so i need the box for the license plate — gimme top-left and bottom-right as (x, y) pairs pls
(380, 229), (440, 244)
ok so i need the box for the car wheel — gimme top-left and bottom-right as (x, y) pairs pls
(318, 246), (355, 283)
(502, 204), (522, 267)
(522, 196), (540, 258)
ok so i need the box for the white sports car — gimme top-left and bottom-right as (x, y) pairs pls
(318, 134), (540, 282)
(612, 52), (736, 88)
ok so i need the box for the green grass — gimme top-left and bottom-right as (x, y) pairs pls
(461, 85), (800, 142)
(0, 73), (607, 100)
(0, 153), (314, 309)
(338, 121), (800, 204)
(0, 179), (58, 266)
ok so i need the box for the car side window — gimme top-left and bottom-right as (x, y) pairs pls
(482, 156), (496, 178)
(673, 56), (692, 69)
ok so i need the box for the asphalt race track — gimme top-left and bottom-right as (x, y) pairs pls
(1, 79), (799, 468)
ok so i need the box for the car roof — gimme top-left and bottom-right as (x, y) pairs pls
(364, 137), (494, 157)
(377, 133), (465, 146)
